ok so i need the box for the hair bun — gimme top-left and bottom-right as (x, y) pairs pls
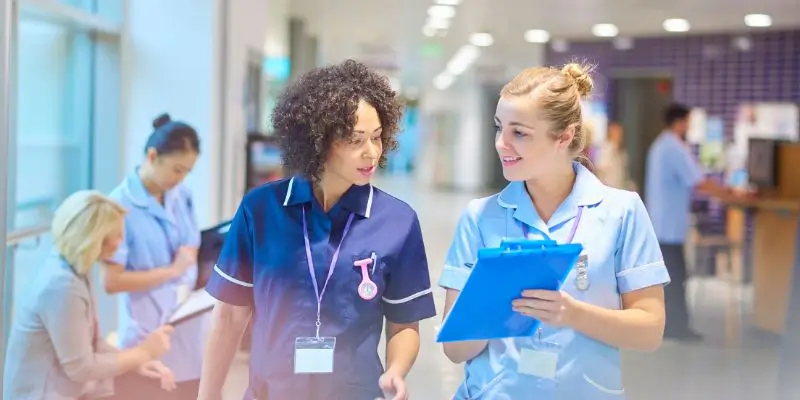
(152, 113), (172, 129)
(561, 63), (594, 97)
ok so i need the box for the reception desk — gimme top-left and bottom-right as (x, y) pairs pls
(727, 143), (800, 335)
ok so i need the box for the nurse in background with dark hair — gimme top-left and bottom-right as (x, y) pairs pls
(105, 113), (205, 399)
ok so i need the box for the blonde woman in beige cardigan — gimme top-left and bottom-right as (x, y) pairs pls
(3, 191), (175, 399)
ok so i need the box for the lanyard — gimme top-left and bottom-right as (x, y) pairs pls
(522, 206), (584, 244)
(301, 207), (355, 338)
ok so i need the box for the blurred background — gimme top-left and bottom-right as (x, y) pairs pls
(2, 0), (800, 398)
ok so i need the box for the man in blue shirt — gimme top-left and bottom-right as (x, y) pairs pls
(645, 103), (736, 341)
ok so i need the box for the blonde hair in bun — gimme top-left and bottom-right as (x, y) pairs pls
(500, 61), (596, 159)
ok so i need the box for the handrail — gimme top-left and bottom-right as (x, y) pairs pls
(5, 224), (50, 247)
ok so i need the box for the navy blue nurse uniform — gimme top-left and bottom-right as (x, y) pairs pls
(206, 176), (437, 400)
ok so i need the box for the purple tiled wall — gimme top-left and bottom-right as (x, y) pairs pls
(546, 29), (800, 139)
(547, 30), (800, 276)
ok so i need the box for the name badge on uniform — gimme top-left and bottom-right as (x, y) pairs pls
(518, 348), (558, 379)
(294, 337), (336, 374)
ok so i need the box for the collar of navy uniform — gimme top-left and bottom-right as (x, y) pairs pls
(282, 175), (375, 218)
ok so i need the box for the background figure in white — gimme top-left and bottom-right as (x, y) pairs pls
(596, 122), (635, 190)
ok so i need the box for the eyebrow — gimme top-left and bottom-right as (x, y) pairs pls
(494, 116), (534, 130)
(353, 126), (383, 134)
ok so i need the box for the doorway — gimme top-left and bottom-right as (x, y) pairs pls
(609, 75), (673, 201)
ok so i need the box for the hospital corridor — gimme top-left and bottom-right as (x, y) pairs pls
(3, 0), (800, 399)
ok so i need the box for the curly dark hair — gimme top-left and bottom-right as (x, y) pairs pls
(271, 59), (403, 182)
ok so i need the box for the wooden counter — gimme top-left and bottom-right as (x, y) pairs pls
(726, 143), (800, 335)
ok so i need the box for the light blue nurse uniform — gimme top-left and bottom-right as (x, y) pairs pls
(108, 170), (206, 383)
(439, 163), (671, 399)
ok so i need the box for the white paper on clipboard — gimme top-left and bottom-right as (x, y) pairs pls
(168, 289), (217, 325)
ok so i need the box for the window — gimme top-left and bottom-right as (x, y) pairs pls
(14, 18), (93, 229)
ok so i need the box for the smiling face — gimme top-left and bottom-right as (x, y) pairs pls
(494, 95), (575, 182)
(324, 100), (383, 187)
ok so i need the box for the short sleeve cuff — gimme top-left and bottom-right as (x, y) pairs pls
(205, 266), (253, 306)
(438, 264), (472, 291)
(107, 250), (127, 267)
(616, 261), (671, 293)
(382, 290), (436, 324)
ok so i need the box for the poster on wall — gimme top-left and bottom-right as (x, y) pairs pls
(734, 103), (799, 150)
(699, 116), (725, 171)
(686, 108), (707, 144)
(583, 101), (608, 159)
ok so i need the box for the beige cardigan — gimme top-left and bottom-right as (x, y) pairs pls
(3, 254), (119, 399)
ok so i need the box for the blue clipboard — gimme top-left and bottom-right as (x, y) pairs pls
(436, 241), (583, 342)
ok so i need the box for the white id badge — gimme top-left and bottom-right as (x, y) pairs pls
(518, 348), (559, 379)
(294, 337), (336, 374)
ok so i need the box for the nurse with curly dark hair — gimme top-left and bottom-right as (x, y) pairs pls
(198, 60), (436, 400)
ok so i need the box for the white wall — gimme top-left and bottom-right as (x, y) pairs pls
(219, 0), (272, 220)
(122, 0), (273, 226)
(121, 0), (219, 226)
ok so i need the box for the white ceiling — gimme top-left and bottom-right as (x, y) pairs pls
(290, 0), (800, 88)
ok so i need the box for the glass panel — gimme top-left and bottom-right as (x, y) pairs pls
(15, 17), (93, 229)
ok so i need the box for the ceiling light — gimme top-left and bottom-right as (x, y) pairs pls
(428, 5), (456, 19)
(663, 18), (690, 32)
(427, 17), (451, 30)
(446, 45), (480, 75)
(469, 32), (494, 47)
(433, 73), (455, 90)
(745, 14), (772, 28)
(591, 23), (619, 38)
(524, 29), (551, 43)
(435, 0), (461, 5)
(422, 25), (437, 37)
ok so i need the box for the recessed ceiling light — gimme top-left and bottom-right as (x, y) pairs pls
(427, 17), (451, 30)
(663, 18), (690, 32)
(524, 29), (551, 43)
(745, 14), (772, 28)
(422, 26), (437, 37)
(469, 32), (494, 47)
(592, 23), (619, 38)
(433, 73), (455, 90)
(435, 0), (461, 5)
(428, 5), (456, 19)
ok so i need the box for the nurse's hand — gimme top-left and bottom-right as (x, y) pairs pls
(137, 360), (176, 391)
(141, 325), (174, 358)
(377, 371), (408, 400)
(513, 290), (578, 328)
(171, 246), (197, 277)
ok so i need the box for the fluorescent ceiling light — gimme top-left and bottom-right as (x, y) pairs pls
(745, 14), (772, 27)
(592, 23), (618, 38)
(524, 29), (550, 43)
(427, 17), (451, 30)
(446, 44), (480, 75)
(663, 18), (690, 32)
(469, 32), (494, 47)
(422, 25), (437, 37)
(433, 73), (455, 90)
(435, 0), (461, 5)
(428, 5), (456, 19)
